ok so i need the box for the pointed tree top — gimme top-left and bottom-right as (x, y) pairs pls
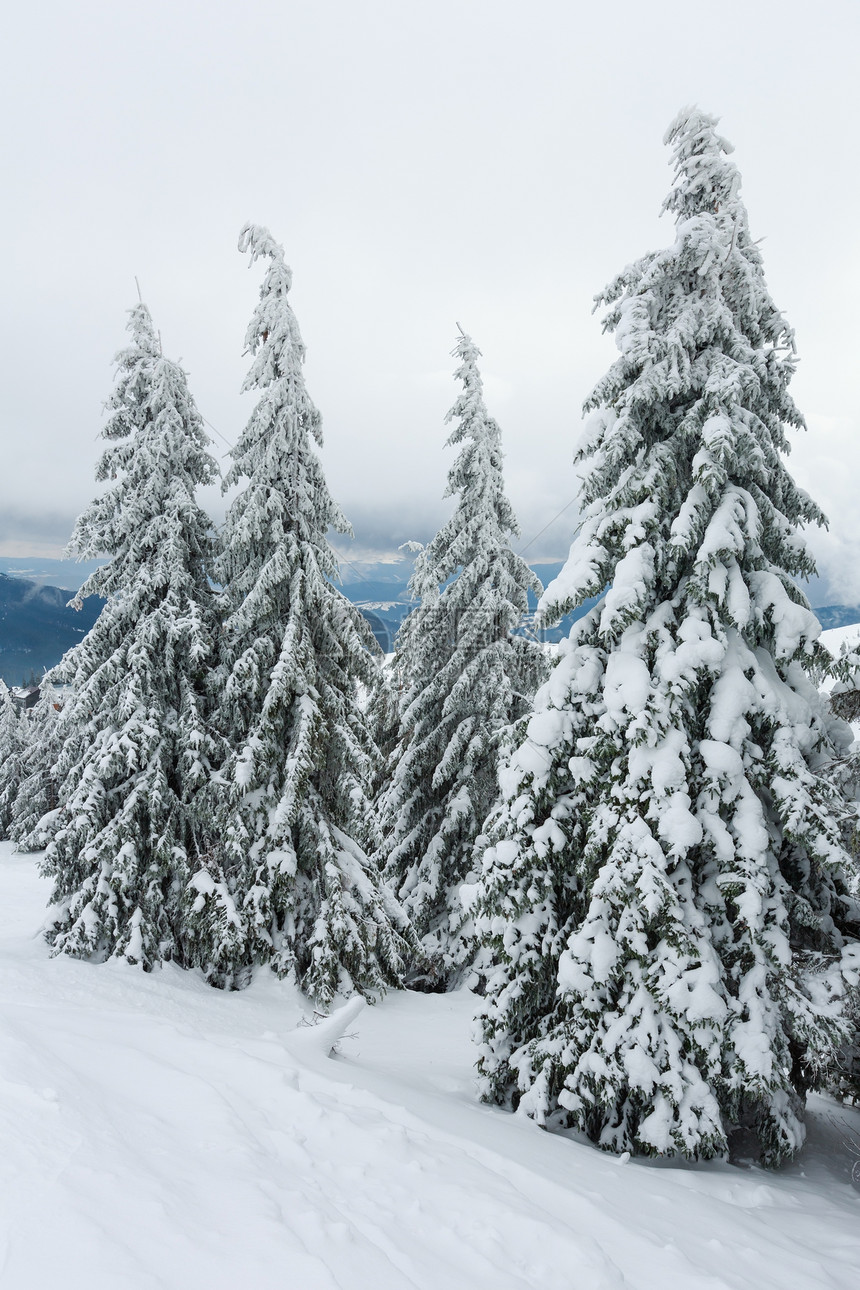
(238, 222), (293, 294)
(451, 327), (481, 366)
(662, 106), (740, 219)
(124, 300), (159, 356)
(445, 329), (491, 443)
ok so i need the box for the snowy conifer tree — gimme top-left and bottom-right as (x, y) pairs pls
(822, 644), (860, 1096)
(0, 683), (27, 838)
(475, 109), (860, 1165)
(381, 332), (546, 986)
(366, 660), (401, 804)
(6, 680), (65, 850)
(186, 224), (415, 1004)
(818, 642), (860, 865)
(39, 302), (221, 968)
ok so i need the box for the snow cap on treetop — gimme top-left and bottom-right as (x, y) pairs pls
(662, 106), (740, 218)
(238, 222), (293, 294)
(445, 329), (493, 448)
(451, 328), (481, 365)
(238, 222), (308, 386)
(122, 301), (159, 357)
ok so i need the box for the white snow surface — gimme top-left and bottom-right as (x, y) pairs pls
(2, 842), (859, 1290)
(821, 622), (860, 661)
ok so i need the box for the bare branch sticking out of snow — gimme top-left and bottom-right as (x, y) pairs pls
(287, 995), (366, 1059)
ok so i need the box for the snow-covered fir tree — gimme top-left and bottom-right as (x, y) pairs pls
(5, 680), (64, 850)
(822, 641), (860, 1096)
(474, 108), (860, 1166)
(0, 683), (27, 838)
(366, 661), (401, 805)
(381, 331), (546, 987)
(819, 641), (860, 865)
(39, 302), (221, 968)
(185, 224), (415, 1004)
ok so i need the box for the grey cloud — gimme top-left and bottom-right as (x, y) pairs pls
(0, 508), (78, 553)
(3, 1), (859, 602)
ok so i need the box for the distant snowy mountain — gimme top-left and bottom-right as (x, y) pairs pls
(1, 555), (858, 678)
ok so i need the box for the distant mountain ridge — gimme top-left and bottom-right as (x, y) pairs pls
(0, 573), (104, 684)
(335, 562), (860, 652)
(336, 560), (568, 607)
(0, 556), (106, 592)
(1, 558), (857, 681)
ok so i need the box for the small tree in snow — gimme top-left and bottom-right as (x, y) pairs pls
(186, 224), (415, 1004)
(39, 302), (221, 968)
(381, 331), (546, 987)
(475, 108), (860, 1165)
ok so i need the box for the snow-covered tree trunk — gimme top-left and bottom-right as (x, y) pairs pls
(38, 303), (221, 969)
(381, 332), (547, 987)
(186, 224), (416, 1005)
(474, 108), (860, 1165)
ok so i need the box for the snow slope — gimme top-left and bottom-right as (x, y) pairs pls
(822, 624), (860, 657)
(820, 625), (860, 724)
(1, 843), (859, 1290)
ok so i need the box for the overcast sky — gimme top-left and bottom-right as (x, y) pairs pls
(3, 0), (860, 600)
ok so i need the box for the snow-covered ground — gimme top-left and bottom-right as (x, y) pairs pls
(821, 624), (860, 656)
(1, 843), (859, 1289)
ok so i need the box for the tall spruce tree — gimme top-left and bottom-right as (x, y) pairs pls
(185, 224), (414, 1004)
(381, 331), (546, 987)
(39, 303), (221, 968)
(474, 109), (860, 1165)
